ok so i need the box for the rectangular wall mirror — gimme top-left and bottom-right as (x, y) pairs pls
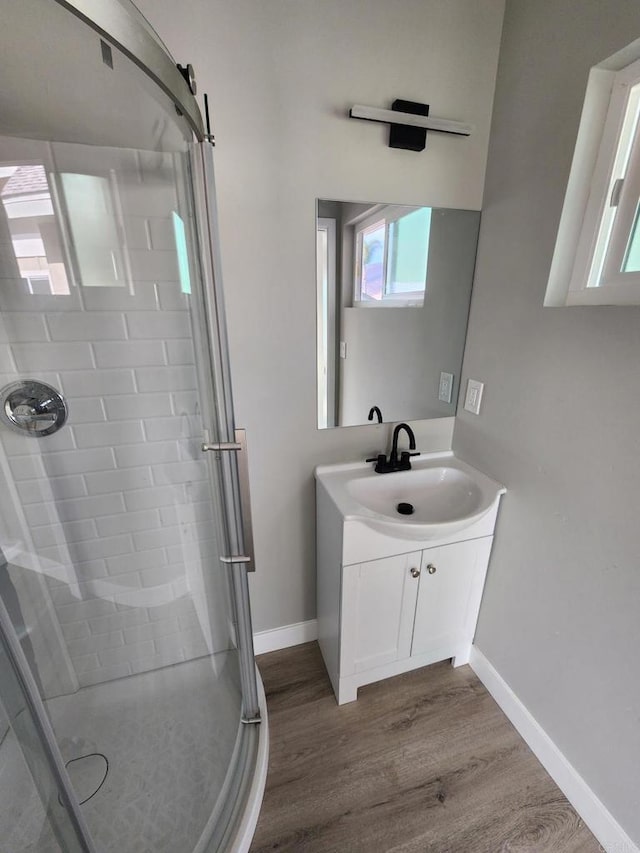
(316, 199), (481, 429)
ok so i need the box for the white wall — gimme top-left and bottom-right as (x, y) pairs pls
(137, 0), (505, 631)
(454, 0), (640, 842)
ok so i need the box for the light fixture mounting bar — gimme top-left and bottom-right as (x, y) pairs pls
(349, 104), (473, 137)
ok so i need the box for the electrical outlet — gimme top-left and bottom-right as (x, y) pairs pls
(438, 371), (454, 403)
(464, 379), (484, 415)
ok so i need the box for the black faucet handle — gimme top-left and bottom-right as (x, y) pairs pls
(366, 453), (385, 464)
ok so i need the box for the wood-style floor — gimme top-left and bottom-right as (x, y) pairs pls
(250, 642), (599, 853)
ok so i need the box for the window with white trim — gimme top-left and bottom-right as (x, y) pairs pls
(353, 205), (431, 307)
(547, 43), (640, 306)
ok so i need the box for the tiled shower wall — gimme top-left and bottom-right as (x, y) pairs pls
(0, 143), (231, 690)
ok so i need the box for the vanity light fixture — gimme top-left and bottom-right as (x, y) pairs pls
(349, 99), (473, 151)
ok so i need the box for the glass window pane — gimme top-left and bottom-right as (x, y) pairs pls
(386, 207), (431, 301)
(359, 221), (385, 301)
(622, 202), (640, 271)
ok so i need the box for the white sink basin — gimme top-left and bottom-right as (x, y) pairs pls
(316, 451), (504, 541)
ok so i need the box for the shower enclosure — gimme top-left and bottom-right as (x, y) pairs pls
(0, 1), (267, 851)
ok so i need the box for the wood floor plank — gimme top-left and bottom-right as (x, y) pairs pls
(251, 643), (600, 853)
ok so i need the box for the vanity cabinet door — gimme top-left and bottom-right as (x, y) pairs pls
(340, 552), (421, 676)
(411, 538), (493, 658)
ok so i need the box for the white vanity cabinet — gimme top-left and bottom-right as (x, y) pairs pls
(315, 453), (505, 705)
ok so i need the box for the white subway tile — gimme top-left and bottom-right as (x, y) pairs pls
(143, 416), (193, 442)
(8, 454), (46, 480)
(0, 313), (49, 342)
(124, 485), (184, 511)
(154, 626), (208, 659)
(177, 611), (203, 632)
(61, 369), (135, 397)
(67, 398), (106, 424)
(54, 493), (124, 522)
(119, 180), (176, 217)
(85, 467), (153, 495)
(88, 608), (149, 635)
(155, 282), (190, 311)
(98, 639), (155, 666)
(171, 391), (198, 415)
(96, 509), (160, 538)
(73, 560), (109, 581)
(103, 393), (172, 421)
(147, 218), (175, 250)
(160, 501), (213, 526)
(133, 526), (182, 551)
(136, 366), (197, 394)
(11, 342), (93, 371)
(106, 548), (167, 575)
(46, 312), (127, 341)
(129, 649), (186, 675)
(0, 283), (82, 312)
(125, 311), (190, 340)
(81, 284), (158, 312)
(31, 519), (97, 548)
(17, 475), (86, 504)
(61, 621), (90, 642)
(0, 344), (16, 371)
(78, 663), (131, 687)
(93, 340), (166, 368)
(0, 428), (75, 455)
(67, 631), (124, 658)
(43, 447), (115, 477)
(148, 598), (197, 622)
(122, 216), (151, 250)
(129, 249), (178, 282)
(115, 441), (179, 468)
(123, 617), (179, 645)
(66, 534), (133, 563)
(73, 654), (101, 674)
(152, 460), (207, 485)
(56, 597), (118, 624)
(140, 564), (185, 588)
(165, 339), (194, 365)
(73, 420), (144, 449)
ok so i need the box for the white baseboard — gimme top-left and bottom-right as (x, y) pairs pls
(469, 647), (638, 853)
(253, 619), (318, 656)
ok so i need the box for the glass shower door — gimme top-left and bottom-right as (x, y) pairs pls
(0, 128), (258, 851)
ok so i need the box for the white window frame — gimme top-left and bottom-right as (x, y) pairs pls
(353, 205), (429, 307)
(546, 40), (640, 306)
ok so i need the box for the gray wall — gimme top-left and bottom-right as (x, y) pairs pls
(138, 0), (505, 632)
(453, 0), (640, 841)
(340, 209), (479, 426)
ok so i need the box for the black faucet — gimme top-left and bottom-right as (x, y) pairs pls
(366, 423), (420, 474)
(368, 406), (383, 424)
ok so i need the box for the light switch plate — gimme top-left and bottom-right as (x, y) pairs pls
(339, 341), (347, 359)
(464, 379), (484, 414)
(438, 371), (454, 403)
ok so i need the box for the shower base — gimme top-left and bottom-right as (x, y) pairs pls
(46, 653), (242, 853)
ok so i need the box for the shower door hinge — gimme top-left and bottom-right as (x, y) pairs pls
(220, 555), (252, 565)
(241, 713), (262, 725)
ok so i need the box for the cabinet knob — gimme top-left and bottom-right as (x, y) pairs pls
(410, 567), (420, 578)
(427, 564), (437, 575)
